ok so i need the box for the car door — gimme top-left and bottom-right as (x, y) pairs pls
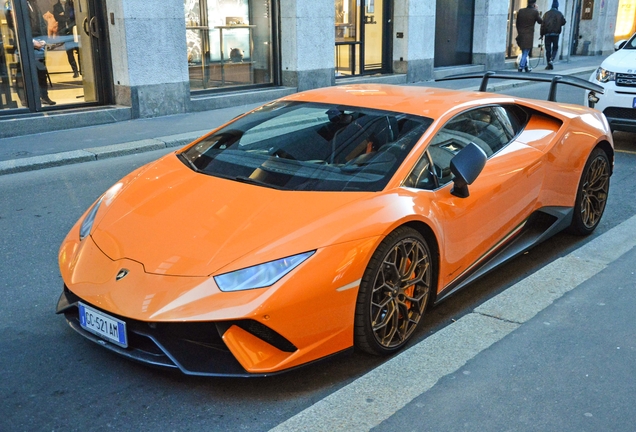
(408, 105), (546, 290)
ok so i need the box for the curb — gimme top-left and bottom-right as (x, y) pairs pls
(0, 130), (209, 176)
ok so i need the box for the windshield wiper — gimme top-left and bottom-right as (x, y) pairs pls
(177, 153), (198, 171)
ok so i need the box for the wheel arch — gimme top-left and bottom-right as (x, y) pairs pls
(595, 140), (614, 175)
(401, 220), (441, 303)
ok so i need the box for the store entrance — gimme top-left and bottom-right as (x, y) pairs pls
(0, 0), (111, 113)
(334, 0), (392, 77)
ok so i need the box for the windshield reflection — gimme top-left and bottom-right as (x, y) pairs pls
(179, 102), (432, 192)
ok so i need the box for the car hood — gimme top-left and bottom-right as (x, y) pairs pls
(91, 154), (372, 277)
(601, 49), (636, 72)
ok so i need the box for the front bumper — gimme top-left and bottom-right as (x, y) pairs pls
(601, 107), (636, 132)
(56, 286), (300, 377)
(587, 82), (636, 132)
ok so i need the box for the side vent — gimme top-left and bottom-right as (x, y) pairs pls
(217, 320), (298, 352)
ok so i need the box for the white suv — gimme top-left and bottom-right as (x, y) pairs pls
(587, 33), (636, 132)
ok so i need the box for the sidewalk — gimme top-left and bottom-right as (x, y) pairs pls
(272, 213), (636, 432)
(0, 54), (607, 176)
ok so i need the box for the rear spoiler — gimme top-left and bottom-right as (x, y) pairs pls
(437, 71), (604, 105)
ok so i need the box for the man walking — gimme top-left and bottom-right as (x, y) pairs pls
(541, 0), (567, 70)
(516, 0), (542, 72)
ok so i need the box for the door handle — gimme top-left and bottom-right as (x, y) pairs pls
(90, 17), (99, 38)
(83, 17), (89, 36)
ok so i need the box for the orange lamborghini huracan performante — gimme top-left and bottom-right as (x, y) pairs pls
(57, 74), (613, 376)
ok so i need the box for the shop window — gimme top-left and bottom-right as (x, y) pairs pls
(185, 0), (274, 91)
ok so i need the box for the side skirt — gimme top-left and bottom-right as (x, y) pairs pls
(434, 206), (573, 305)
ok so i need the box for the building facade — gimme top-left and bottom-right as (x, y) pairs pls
(0, 0), (630, 135)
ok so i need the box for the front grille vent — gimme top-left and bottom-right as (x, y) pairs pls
(603, 107), (636, 120)
(616, 73), (636, 87)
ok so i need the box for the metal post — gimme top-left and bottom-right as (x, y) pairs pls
(567, 0), (577, 63)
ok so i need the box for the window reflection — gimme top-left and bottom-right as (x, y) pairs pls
(1, 0), (24, 110)
(185, 0), (273, 90)
(1, 0), (98, 111)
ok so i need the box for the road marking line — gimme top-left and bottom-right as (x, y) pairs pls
(615, 149), (636, 155)
(271, 214), (636, 432)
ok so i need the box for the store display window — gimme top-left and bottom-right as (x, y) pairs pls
(1, 0), (108, 113)
(185, 0), (274, 90)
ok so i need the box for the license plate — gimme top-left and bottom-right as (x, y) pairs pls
(78, 302), (128, 348)
(633, 97), (636, 109)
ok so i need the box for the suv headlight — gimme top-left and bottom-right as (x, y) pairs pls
(595, 67), (616, 83)
(214, 251), (315, 292)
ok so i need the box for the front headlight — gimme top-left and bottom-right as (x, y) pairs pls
(595, 67), (616, 83)
(214, 251), (315, 292)
(79, 197), (103, 241)
(78, 183), (123, 241)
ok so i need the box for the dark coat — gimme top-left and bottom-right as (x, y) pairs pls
(53, 0), (76, 35)
(516, 7), (542, 50)
(541, 9), (566, 36)
(27, 0), (46, 38)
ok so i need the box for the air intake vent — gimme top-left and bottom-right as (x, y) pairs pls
(604, 107), (636, 120)
(223, 320), (298, 352)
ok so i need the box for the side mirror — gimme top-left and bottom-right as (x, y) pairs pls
(615, 40), (627, 51)
(588, 91), (600, 108)
(450, 143), (487, 198)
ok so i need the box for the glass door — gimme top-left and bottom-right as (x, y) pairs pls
(506, 0), (523, 58)
(74, 0), (97, 103)
(362, 0), (384, 72)
(1, 0), (26, 110)
(0, 0), (110, 113)
(335, 0), (389, 77)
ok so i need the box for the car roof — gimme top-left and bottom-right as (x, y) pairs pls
(279, 84), (516, 120)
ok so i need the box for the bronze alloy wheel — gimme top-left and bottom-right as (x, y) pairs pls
(581, 153), (610, 228)
(355, 227), (432, 355)
(570, 147), (610, 235)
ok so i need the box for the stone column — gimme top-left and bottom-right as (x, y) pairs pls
(472, 0), (507, 70)
(106, 0), (190, 118)
(393, 1), (435, 82)
(578, 0), (620, 55)
(280, 0), (334, 90)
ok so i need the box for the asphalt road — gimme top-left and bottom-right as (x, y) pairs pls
(1, 80), (635, 431)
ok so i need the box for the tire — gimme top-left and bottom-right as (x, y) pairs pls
(354, 227), (433, 356)
(569, 147), (610, 236)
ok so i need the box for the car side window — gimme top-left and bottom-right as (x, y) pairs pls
(405, 106), (517, 190)
(404, 152), (439, 190)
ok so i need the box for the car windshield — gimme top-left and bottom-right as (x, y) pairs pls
(179, 102), (432, 191)
(625, 34), (636, 49)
